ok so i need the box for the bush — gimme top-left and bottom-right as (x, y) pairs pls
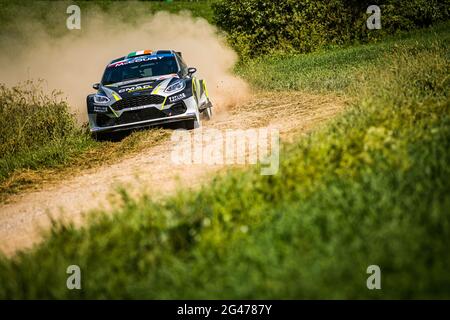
(0, 81), (79, 157)
(213, 0), (450, 57)
(0, 81), (90, 180)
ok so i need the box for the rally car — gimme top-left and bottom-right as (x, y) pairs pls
(87, 49), (212, 137)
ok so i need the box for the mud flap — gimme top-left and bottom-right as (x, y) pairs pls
(199, 100), (213, 112)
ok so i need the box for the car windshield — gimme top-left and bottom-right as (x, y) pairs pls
(102, 56), (179, 85)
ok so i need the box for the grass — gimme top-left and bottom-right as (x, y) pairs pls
(0, 81), (170, 201)
(236, 21), (450, 94)
(0, 23), (448, 298)
(0, 81), (93, 187)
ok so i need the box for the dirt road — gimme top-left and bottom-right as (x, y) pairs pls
(0, 92), (344, 256)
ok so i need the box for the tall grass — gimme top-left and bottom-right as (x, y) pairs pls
(236, 21), (450, 93)
(0, 25), (448, 299)
(0, 81), (93, 181)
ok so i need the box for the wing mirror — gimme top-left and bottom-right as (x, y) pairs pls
(92, 83), (100, 90)
(187, 67), (197, 76)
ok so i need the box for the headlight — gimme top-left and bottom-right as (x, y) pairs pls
(93, 94), (110, 104)
(165, 80), (185, 93)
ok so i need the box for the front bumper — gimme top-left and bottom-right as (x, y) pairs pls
(88, 96), (199, 133)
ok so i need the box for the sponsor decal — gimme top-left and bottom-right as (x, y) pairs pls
(109, 53), (173, 68)
(93, 106), (108, 113)
(128, 105), (157, 111)
(118, 84), (153, 93)
(109, 56), (160, 68)
(168, 92), (186, 103)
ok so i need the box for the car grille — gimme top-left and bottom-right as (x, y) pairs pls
(96, 107), (167, 127)
(112, 94), (165, 111)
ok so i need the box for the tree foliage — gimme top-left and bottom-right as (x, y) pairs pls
(213, 0), (450, 56)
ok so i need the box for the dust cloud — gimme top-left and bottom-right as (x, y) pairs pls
(0, 8), (249, 122)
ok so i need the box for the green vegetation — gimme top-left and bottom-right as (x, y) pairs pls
(0, 82), (93, 182)
(235, 22), (450, 93)
(0, 81), (170, 200)
(1, 23), (448, 299)
(213, 0), (450, 57)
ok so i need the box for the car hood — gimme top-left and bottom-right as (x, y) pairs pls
(99, 74), (180, 101)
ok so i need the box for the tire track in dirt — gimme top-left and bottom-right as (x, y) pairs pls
(0, 91), (344, 256)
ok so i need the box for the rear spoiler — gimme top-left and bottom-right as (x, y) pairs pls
(176, 51), (182, 58)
